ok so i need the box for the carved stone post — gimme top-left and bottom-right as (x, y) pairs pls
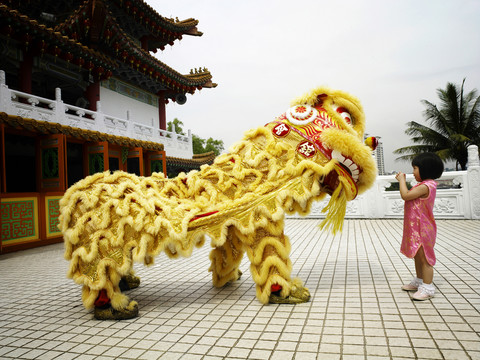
(94, 101), (106, 133)
(54, 87), (65, 124)
(0, 70), (8, 112)
(188, 129), (193, 155)
(467, 145), (480, 219)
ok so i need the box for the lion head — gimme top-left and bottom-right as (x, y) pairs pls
(270, 87), (377, 201)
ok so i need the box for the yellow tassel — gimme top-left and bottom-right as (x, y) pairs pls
(319, 183), (347, 234)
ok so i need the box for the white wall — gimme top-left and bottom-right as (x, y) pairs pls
(100, 81), (159, 128)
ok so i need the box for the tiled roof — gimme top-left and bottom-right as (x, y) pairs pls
(0, 1), (217, 93)
(167, 151), (216, 168)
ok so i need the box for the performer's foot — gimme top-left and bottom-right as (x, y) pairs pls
(226, 269), (242, 285)
(94, 301), (139, 320)
(269, 284), (310, 304)
(232, 269), (242, 281)
(119, 274), (141, 292)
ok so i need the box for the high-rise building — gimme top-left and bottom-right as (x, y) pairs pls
(373, 139), (386, 175)
(365, 135), (386, 175)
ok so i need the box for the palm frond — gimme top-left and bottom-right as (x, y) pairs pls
(394, 79), (480, 170)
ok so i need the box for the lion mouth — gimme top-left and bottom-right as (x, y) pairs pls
(331, 150), (360, 182)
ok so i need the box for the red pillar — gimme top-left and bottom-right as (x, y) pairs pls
(158, 91), (166, 130)
(85, 82), (100, 111)
(19, 52), (33, 93)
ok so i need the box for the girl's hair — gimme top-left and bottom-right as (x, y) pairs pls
(412, 153), (444, 180)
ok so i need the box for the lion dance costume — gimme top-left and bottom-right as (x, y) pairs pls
(59, 87), (377, 319)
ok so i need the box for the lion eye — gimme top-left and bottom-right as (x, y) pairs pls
(333, 105), (353, 126)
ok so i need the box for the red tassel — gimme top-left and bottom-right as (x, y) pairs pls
(94, 289), (110, 307)
(271, 284), (282, 292)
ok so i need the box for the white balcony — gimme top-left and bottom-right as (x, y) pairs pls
(0, 70), (193, 158)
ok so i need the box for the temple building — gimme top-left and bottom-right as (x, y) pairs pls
(0, 0), (217, 253)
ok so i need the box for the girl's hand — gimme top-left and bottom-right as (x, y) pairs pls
(395, 172), (405, 182)
(395, 171), (429, 201)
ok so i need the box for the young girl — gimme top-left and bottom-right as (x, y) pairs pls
(395, 153), (444, 300)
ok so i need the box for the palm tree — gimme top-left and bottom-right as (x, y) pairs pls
(394, 79), (480, 170)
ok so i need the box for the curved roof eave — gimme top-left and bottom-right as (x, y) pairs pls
(54, 0), (215, 94)
(111, 0), (201, 39)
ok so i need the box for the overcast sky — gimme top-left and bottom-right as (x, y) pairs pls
(150, 0), (480, 173)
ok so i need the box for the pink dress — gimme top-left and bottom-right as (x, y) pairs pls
(400, 179), (438, 266)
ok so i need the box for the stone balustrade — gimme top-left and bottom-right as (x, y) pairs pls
(290, 145), (480, 220)
(0, 70), (193, 158)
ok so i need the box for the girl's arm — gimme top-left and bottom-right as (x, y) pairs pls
(395, 172), (429, 201)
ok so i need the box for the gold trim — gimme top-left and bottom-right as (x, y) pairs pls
(1, 197), (39, 244)
(45, 196), (62, 238)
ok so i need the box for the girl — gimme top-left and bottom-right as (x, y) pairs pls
(395, 153), (444, 301)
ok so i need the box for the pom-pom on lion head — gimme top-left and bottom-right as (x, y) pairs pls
(290, 87), (366, 139)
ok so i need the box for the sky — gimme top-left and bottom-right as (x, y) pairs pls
(149, 0), (480, 173)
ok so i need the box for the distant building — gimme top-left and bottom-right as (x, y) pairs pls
(374, 139), (386, 175)
(365, 135), (385, 175)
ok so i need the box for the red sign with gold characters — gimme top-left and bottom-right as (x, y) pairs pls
(272, 123), (291, 137)
(296, 141), (316, 158)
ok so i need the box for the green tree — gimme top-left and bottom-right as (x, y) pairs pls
(167, 118), (185, 135)
(167, 119), (225, 156)
(203, 137), (225, 156)
(192, 134), (206, 154)
(394, 79), (480, 170)
(192, 134), (224, 156)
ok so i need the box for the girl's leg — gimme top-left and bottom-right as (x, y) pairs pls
(402, 259), (423, 291)
(414, 251), (424, 280)
(415, 246), (433, 284)
(412, 246), (435, 300)
(402, 248), (426, 291)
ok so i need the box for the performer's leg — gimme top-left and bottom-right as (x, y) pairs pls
(209, 226), (245, 287)
(72, 246), (139, 320)
(243, 221), (310, 304)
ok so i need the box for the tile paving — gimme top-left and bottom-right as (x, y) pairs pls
(0, 219), (479, 359)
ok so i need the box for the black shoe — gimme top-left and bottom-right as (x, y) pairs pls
(119, 274), (141, 292)
(94, 301), (139, 320)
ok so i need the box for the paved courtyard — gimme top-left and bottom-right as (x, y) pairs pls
(0, 219), (479, 360)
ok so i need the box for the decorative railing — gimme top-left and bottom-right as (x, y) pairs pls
(290, 145), (480, 220)
(0, 70), (193, 158)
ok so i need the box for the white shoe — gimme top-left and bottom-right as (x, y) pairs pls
(412, 284), (435, 301)
(402, 277), (422, 291)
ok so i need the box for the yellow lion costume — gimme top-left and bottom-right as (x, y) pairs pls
(59, 87), (377, 319)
